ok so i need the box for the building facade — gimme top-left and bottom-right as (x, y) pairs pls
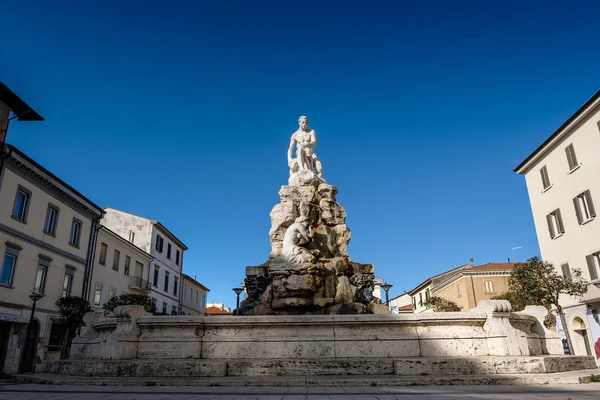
(88, 226), (152, 310)
(408, 264), (472, 313)
(0, 145), (103, 373)
(101, 208), (187, 315)
(515, 90), (600, 362)
(432, 263), (514, 311)
(388, 293), (412, 314)
(181, 274), (209, 316)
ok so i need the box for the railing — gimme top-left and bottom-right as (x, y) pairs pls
(129, 276), (151, 291)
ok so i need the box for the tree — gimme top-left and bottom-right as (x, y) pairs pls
(55, 296), (91, 358)
(424, 296), (462, 312)
(497, 257), (587, 354)
(102, 294), (157, 315)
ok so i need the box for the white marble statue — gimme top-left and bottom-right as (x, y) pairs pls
(281, 216), (316, 263)
(287, 116), (324, 185)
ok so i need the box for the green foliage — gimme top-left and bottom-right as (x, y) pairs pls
(503, 257), (587, 309)
(424, 296), (462, 312)
(589, 375), (600, 383)
(55, 296), (92, 333)
(102, 294), (157, 314)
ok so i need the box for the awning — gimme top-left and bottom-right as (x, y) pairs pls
(0, 313), (29, 324)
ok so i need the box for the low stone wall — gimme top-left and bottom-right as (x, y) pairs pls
(67, 301), (563, 362)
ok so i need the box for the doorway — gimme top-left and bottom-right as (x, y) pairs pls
(573, 316), (593, 356)
(20, 320), (39, 373)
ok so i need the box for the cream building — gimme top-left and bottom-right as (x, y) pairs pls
(181, 274), (209, 316)
(515, 90), (600, 360)
(409, 264), (472, 313)
(101, 208), (187, 315)
(88, 226), (152, 310)
(388, 293), (412, 314)
(0, 144), (103, 373)
(432, 263), (514, 311)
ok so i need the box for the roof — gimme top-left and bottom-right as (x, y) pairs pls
(182, 273), (210, 292)
(408, 264), (472, 295)
(397, 304), (414, 312)
(467, 262), (515, 272)
(3, 144), (104, 218)
(0, 81), (44, 121)
(514, 89), (600, 174)
(104, 207), (188, 250)
(205, 306), (232, 315)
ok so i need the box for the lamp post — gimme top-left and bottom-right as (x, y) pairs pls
(232, 288), (243, 315)
(20, 293), (45, 373)
(381, 282), (393, 311)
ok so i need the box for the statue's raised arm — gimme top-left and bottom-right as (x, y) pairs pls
(287, 116), (324, 186)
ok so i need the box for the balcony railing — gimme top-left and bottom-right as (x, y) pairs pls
(129, 276), (151, 291)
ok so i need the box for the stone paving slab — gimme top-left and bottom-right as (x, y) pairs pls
(11, 369), (600, 387)
(2, 383), (600, 399)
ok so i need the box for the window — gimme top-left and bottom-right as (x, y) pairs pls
(190, 287), (192, 301)
(561, 263), (572, 282)
(176, 250), (180, 266)
(425, 288), (430, 301)
(43, 205), (59, 236)
(12, 187), (31, 222)
(167, 243), (172, 259)
(109, 287), (116, 300)
(586, 252), (600, 281)
(171, 305), (177, 315)
(418, 293), (423, 306)
(94, 283), (103, 306)
(183, 284), (187, 300)
(540, 166), (551, 190)
(153, 265), (159, 287)
(155, 235), (164, 253)
(128, 230), (135, 243)
(124, 256), (131, 276)
(457, 284), (462, 297)
(34, 265), (48, 294)
(201, 294), (206, 308)
(412, 297), (416, 309)
(162, 302), (167, 314)
(173, 277), (178, 296)
(484, 280), (494, 294)
(62, 271), (73, 297)
(196, 290), (199, 305)
(164, 271), (170, 292)
(1, 254), (17, 286)
(69, 219), (82, 247)
(565, 143), (579, 171)
(99, 243), (108, 265)
(546, 209), (565, 239)
(112, 249), (120, 271)
(135, 261), (143, 278)
(573, 190), (596, 225)
(445, 290), (449, 300)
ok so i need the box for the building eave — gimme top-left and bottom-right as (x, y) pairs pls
(514, 89), (600, 174)
(182, 273), (210, 292)
(0, 81), (44, 121)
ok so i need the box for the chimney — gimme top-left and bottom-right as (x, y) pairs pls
(469, 258), (475, 266)
(194, 275), (197, 281)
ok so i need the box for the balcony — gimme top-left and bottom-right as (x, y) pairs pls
(129, 276), (151, 292)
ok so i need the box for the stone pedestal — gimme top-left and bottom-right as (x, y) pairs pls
(240, 182), (378, 315)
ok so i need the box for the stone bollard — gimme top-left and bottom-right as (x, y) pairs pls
(472, 300), (529, 356)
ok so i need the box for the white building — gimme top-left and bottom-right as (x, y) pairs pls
(88, 226), (152, 310)
(0, 144), (103, 373)
(515, 90), (600, 361)
(101, 208), (187, 315)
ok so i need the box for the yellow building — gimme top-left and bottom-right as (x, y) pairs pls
(181, 274), (209, 316)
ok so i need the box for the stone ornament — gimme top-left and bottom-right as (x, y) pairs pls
(281, 215), (317, 264)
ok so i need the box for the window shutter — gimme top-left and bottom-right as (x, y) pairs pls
(585, 190), (596, 218)
(555, 209), (565, 234)
(565, 146), (574, 170)
(587, 255), (598, 280)
(546, 214), (555, 238)
(561, 263), (572, 281)
(573, 197), (583, 224)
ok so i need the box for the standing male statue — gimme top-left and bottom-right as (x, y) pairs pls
(287, 116), (324, 184)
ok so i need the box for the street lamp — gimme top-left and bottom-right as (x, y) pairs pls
(381, 282), (393, 310)
(19, 292), (45, 373)
(232, 288), (244, 314)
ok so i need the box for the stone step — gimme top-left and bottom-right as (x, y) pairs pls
(43, 355), (597, 378)
(14, 369), (600, 387)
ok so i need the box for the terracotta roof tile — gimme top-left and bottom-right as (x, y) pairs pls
(469, 263), (516, 272)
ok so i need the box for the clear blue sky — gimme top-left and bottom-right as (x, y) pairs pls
(2, 1), (599, 307)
